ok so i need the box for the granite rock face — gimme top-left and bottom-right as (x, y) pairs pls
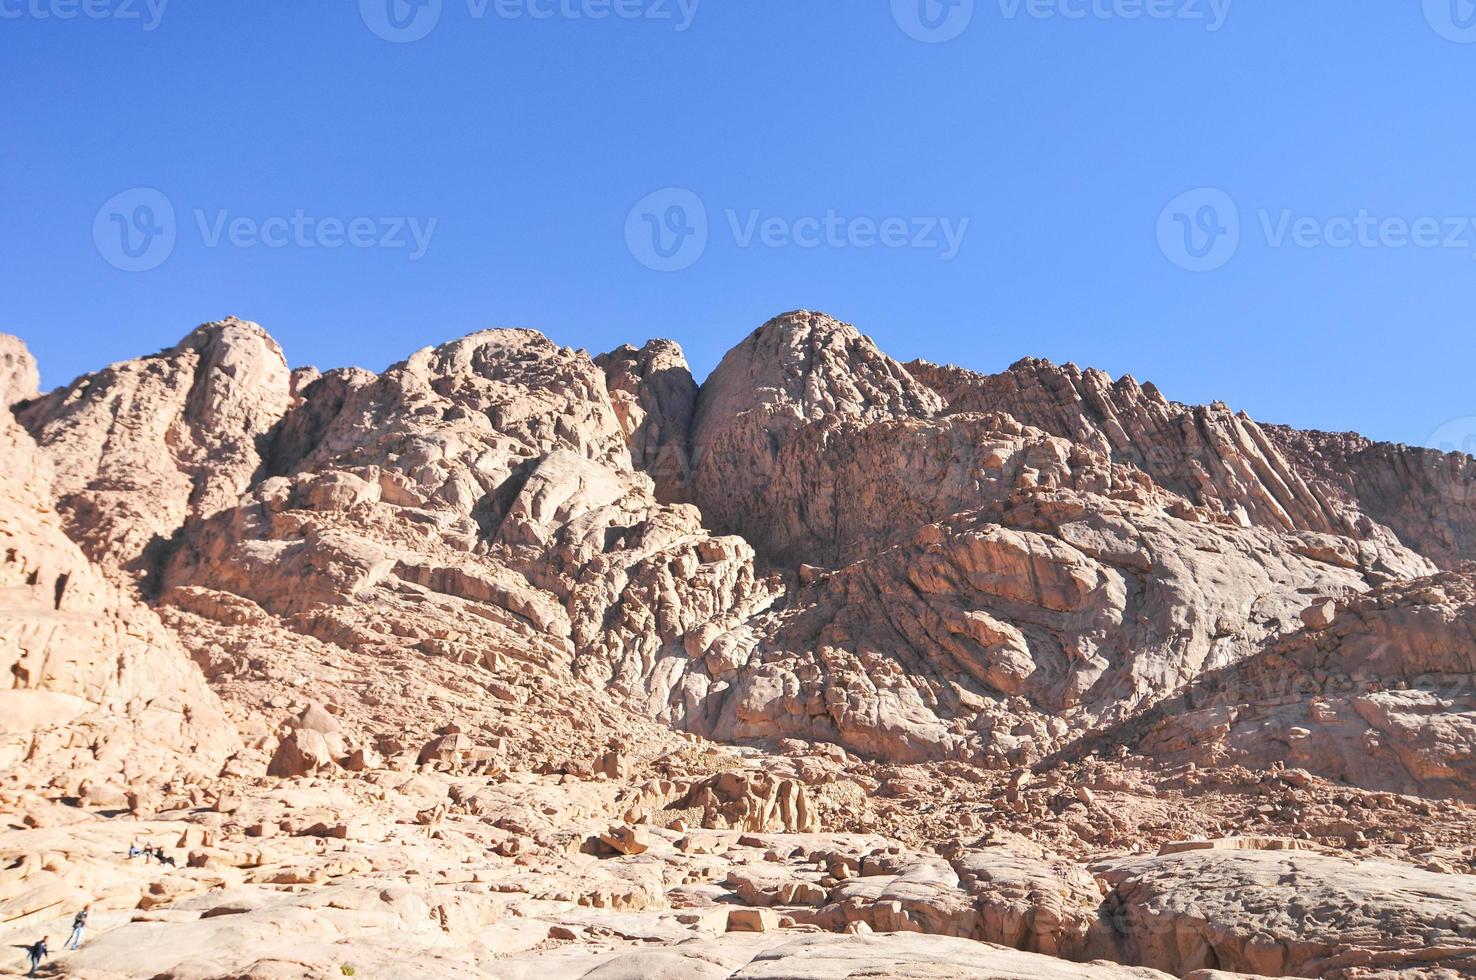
(5, 310), (1476, 978)
(15, 318), (293, 590)
(912, 356), (1476, 567)
(1265, 423), (1476, 568)
(1122, 567), (1476, 799)
(10, 311), (1473, 775)
(0, 336), (237, 797)
(595, 339), (699, 503)
(1096, 848), (1476, 976)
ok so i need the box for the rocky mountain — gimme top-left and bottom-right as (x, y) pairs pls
(3, 311), (1476, 979)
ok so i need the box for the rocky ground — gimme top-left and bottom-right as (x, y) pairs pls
(3, 312), (1476, 978)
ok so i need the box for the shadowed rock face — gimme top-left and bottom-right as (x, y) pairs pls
(6, 311), (1476, 978)
(595, 339), (698, 504)
(689, 311), (945, 561)
(1264, 423), (1476, 568)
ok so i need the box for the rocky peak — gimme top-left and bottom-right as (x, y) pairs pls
(911, 357), (1178, 459)
(9, 311), (1476, 978)
(694, 311), (942, 439)
(956, 353), (1476, 567)
(283, 328), (631, 481)
(689, 312), (944, 545)
(1, 359), (236, 793)
(0, 333), (39, 406)
(15, 317), (293, 589)
(269, 366), (380, 477)
(595, 339), (697, 502)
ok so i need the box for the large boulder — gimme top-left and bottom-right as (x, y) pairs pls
(267, 729), (335, 778)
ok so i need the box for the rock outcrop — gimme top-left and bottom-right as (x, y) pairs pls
(5, 310), (1476, 979)
(911, 356), (1476, 568)
(595, 339), (698, 502)
(1097, 848), (1476, 976)
(0, 335), (237, 796)
(1266, 423), (1476, 568)
(1122, 567), (1476, 799)
(15, 318), (293, 590)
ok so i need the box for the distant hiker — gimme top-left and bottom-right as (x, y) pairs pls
(66, 907), (89, 950)
(141, 842), (153, 864)
(128, 842), (142, 860)
(24, 936), (47, 977)
(155, 847), (175, 868)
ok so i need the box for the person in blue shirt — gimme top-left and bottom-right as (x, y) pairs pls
(24, 935), (47, 977)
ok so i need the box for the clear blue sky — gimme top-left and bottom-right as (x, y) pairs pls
(3, 1), (1474, 448)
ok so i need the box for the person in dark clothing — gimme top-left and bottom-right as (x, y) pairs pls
(66, 907), (89, 949)
(24, 935), (47, 977)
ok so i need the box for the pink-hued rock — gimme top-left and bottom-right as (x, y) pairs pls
(5, 310), (1476, 979)
(1096, 848), (1476, 976)
(0, 335), (237, 794)
(15, 318), (292, 587)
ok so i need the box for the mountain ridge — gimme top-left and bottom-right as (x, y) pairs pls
(5, 310), (1476, 978)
